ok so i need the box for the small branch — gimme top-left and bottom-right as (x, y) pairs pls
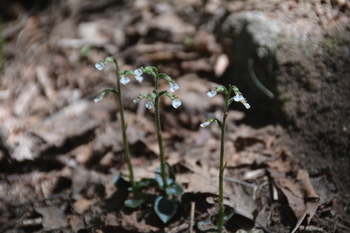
(248, 59), (275, 99)
(224, 177), (257, 188)
(291, 212), (307, 233)
(190, 202), (195, 233)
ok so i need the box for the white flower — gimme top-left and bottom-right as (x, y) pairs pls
(207, 90), (217, 98)
(133, 98), (140, 104)
(243, 102), (251, 109)
(145, 100), (154, 109)
(134, 69), (143, 82)
(95, 62), (106, 70)
(233, 94), (244, 102)
(200, 121), (211, 127)
(135, 75), (143, 83)
(120, 75), (130, 85)
(172, 99), (182, 108)
(169, 82), (179, 92)
(134, 69), (143, 76)
(94, 95), (103, 103)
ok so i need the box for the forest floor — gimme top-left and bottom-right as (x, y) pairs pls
(0, 0), (349, 232)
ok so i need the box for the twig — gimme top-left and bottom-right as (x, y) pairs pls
(337, 223), (350, 232)
(248, 59), (275, 99)
(291, 212), (307, 233)
(224, 177), (257, 188)
(12, 193), (69, 207)
(190, 202), (195, 233)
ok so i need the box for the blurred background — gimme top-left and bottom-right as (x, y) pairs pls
(0, 0), (349, 232)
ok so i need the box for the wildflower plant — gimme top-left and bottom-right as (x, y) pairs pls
(201, 85), (250, 232)
(131, 66), (183, 223)
(94, 57), (140, 197)
(94, 57), (183, 224)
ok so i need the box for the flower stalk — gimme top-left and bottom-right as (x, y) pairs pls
(95, 58), (182, 222)
(114, 59), (138, 196)
(95, 57), (138, 196)
(201, 85), (250, 232)
(218, 90), (230, 233)
(153, 73), (169, 194)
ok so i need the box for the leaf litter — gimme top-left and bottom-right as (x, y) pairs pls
(0, 0), (349, 232)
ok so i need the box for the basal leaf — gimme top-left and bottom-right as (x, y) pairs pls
(136, 178), (157, 189)
(166, 182), (183, 197)
(197, 219), (218, 232)
(223, 210), (235, 223)
(154, 196), (177, 223)
(113, 174), (130, 189)
(124, 194), (148, 208)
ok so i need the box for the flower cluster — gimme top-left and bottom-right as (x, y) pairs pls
(207, 85), (250, 109)
(201, 85), (250, 128)
(95, 58), (145, 85)
(133, 92), (182, 110)
(95, 56), (114, 70)
(94, 59), (181, 110)
(94, 56), (251, 227)
(131, 69), (181, 109)
(169, 82), (179, 92)
(134, 69), (143, 83)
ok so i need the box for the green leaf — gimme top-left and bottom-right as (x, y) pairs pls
(223, 210), (235, 223)
(197, 219), (218, 232)
(228, 96), (236, 105)
(101, 88), (119, 96)
(154, 163), (176, 188)
(124, 194), (148, 208)
(113, 174), (130, 189)
(136, 178), (157, 189)
(158, 90), (168, 96)
(165, 182), (183, 197)
(165, 163), (176, 181)
(158, 73), (171, 82)
(154, 196), (177, 224)
(155, 173), (173, 189)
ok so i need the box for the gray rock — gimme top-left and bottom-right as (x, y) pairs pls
(221, 11), (281, 63)
(220, 11), (282, 116)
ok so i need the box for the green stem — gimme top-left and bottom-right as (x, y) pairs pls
(218, 94), (229, 233)
(154, 77), (168, 196)
(114, 59), (138, 196)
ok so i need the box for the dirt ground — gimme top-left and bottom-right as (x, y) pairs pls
(0, 0), (349, 233)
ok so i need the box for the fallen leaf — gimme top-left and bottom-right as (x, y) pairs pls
(74, 197), (93, 214)
(35, 206), (68, 230)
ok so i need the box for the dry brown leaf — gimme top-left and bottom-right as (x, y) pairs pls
(150, 13), (195, 35)
(226, 151), (260, 167)
(35, 206), (68, 230)
(297, 169), (319, 200)
(121, 211), (159, 232)
(267, 157), (293, 173)
(277, 178), (306, 219)
(69, 215), (85, 232)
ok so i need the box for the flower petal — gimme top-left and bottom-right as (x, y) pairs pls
(233, 94), (244, 102)
(135, 75), (143, 83)
(169, 82), (179, 92)
(134, 69), (143, 76)
(120, 75), (131, 85)
(145, 100), (154, 109)
(172, 99), (182, 108)
(200, 121), (211, 127)
(94, 95), (103, 103)
(207, 90), (217, 98)
(243, 102), (251, 109)
(95, 62), (105, 70)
